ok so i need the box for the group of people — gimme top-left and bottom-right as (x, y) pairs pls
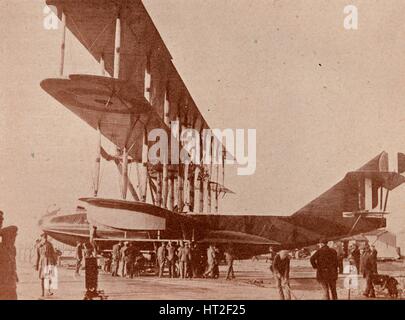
(110, 241), (145, 278)
(348, 243), (378, 298)
(74, 241), (99, 276)
(0, 211), (18, 300)
(78, 240), (235, 281)
(269, 239), (380, 300)
(156, 242), (235, 280)
(0, 211), (60, 300)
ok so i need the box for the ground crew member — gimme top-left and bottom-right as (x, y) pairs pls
(203, 244), (216, 278)
(120, 242), (129, 277)
(0, 226), (18, 300)
(178, 242), (192, 279)
(157, 242), (167, 278)
(310, 239), (339, 300)
(349, 244), (361, 274)
(90, 226), (98, 255)
(74, 241), (83, 276)
(370, 245), (378, 274)
(36, 233), (57, 298)
(103, 252), (112, 273)
(212, 245), (220, 279)
(362, 244), (376, 298)
(272, 250), (291, 300)
(267, 245), (276, 269)
(0, 211), (4, 229)
(190, 242), (202, 278)
(166, 241), (177, 278)
(125, 243), (135, 278)
(224, 245), (235, 280)
(111, 242), (122, 277)
(333, 241), (344, 274)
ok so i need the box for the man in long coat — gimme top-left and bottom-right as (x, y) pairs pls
(310, 239), (339, 300)
(0, 226), (18, 300)
(36, 233), (57, 298)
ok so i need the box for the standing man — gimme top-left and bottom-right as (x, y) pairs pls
(349, 244), (361, 274)
(125, 242), (135, 278)
(267, 246), (276, 267)
(36, 233), (57, 298)
(111, 242), (122, 277)
(212, 245), (220, 279)
(362, 244), (376, 298)
(157, 242), (167, 278)
(178, 242), (192, 279)
(120, 242), (129, 277)
(204, 244), (216, 278)
(272, 250), (291, 300)
(89, 226), (98, 255)
(0, 226), (18, 300)
(224, 245), (235, 280)
(166, 241), (177, 278)
(333, 242), (344, 274)
(190, 242), (202, 278)
(370, 245), (378, 274)
(310, 239), (339, 300)
(74, 241), (83, 276)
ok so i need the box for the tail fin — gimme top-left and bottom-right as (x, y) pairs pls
(289, 152), (405, 238)
(292, 152), (404, 217)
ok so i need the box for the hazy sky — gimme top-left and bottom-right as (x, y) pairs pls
(2, 0), (405, 245)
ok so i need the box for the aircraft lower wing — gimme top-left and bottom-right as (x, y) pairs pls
(198, 230), (279, 246)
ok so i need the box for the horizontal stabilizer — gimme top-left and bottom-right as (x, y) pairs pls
(346, 171), (405, 191)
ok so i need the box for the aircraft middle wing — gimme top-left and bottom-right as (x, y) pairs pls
(41, 75), (168, 162)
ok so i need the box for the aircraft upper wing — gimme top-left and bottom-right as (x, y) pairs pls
(42, 0), (222, 163)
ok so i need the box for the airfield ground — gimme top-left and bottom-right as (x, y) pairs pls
(16, 259), (405, 300)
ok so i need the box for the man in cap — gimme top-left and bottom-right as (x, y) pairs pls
(166, 241), (177, 278)
(333, 241), (345, 274)
(157, 242), (167, 278)
(36, 233), (57, 298)
(0, 226), (18, 300)
(349, 243), (361, 275)
(111, 241), (122, 277)
(74, 241), (83, 276)
(120, 241), (129, 277)
(272, 250), (291, 300)
(203, 244), (216, 278)
(310, 239), (339, 300)
(224, 245), (235, 280)
(362, 244), (376, 298)
(178, 241), (192, 279)
(125, 242), (135, 278)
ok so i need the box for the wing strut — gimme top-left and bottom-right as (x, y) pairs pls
(113, 12), (121, 79)
(93, 123), (101, 197)
(59, 9), (66, 77)
(347, 215), (362, 236)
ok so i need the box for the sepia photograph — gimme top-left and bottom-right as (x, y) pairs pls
(1, 0), (405, 307)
